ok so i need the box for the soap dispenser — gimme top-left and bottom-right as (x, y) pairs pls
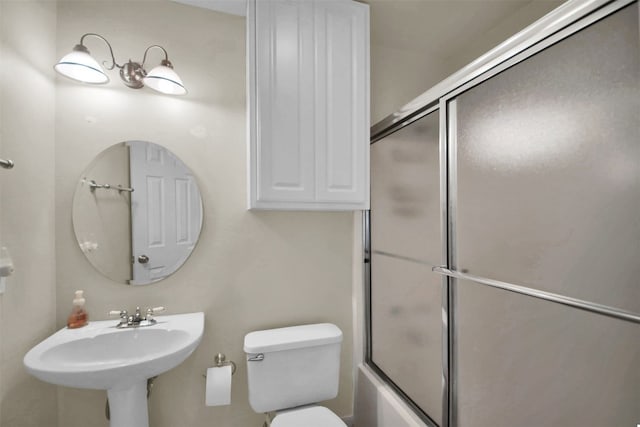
(67, 290), (88, 329)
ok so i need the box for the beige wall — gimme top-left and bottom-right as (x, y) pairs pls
(370, 44), (450, 125)
(55, 1), (354, 427)
(0, 0), (58, 426)
(441, 0), (565, 73)
(370, 0), (562, 125)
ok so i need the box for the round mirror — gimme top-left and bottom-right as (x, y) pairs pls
(72, 141), (203, 285)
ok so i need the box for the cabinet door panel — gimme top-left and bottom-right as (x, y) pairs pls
(254, 0), (315, 203)
(315, 1), (369, 205)
(248, 0), (369, 210)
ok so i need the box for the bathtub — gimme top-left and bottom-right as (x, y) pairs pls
(354, 364), (428, 427)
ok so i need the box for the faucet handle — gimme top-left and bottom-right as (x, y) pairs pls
(146, 306), (165, 317)
(109, 310), (128, 318)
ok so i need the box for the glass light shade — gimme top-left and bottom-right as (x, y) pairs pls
(143, 65), (187, 95)
(54, 47), (109, 84)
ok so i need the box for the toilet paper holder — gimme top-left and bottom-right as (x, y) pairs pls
(204, 353), (236, 376)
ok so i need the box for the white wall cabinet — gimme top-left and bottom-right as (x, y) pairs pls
(247, 0), (370, 210)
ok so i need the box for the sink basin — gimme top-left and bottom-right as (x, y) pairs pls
(24, 312), (204, 427)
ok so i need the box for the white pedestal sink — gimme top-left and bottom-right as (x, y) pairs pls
(24, 312), (204, 427)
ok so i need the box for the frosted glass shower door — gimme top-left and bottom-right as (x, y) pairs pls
(369, 110), (444, 426)
(450, 3), (640, 426)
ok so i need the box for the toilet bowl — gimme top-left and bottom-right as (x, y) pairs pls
(244, 323), (346, 426)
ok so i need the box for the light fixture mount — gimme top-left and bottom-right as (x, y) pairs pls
(120, 61), (146, 89)
(54, 33), (187, 95)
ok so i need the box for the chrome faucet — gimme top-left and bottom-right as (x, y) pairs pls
(109, 306), (165, 328)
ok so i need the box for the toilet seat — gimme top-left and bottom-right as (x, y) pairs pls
(272, 406), (346, 427)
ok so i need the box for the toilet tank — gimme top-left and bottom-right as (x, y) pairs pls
(244, 323), (343, 413)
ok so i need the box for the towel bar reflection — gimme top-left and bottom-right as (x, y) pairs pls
(0, 159), (14, 169)
(87, 179), (134, 193)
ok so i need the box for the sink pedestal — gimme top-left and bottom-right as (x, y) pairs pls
(107, 381), (149, 427)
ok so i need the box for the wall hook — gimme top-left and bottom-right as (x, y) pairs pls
(0, 158), (14, 169)
(0, 247), (14, 294)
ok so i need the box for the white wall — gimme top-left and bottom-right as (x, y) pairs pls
(54, 1), (354, 427)
(0, 0), (58, 425)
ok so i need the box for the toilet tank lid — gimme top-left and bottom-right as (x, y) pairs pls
(244, 323), (342, 353)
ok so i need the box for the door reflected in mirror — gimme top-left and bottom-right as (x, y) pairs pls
(72, 141), (203, 285)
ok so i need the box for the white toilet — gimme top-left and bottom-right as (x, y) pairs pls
(244, 323), (347, 427)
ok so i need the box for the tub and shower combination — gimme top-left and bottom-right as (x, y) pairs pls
(358, 1), (640, 426)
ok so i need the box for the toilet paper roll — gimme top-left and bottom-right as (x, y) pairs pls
(205, 365), (232, 406)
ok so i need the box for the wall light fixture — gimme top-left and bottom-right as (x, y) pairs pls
(54, 33), (187, 96)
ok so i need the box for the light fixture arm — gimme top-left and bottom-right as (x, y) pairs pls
(79, 33), (120, 70)
(141, 45), (173, 69)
